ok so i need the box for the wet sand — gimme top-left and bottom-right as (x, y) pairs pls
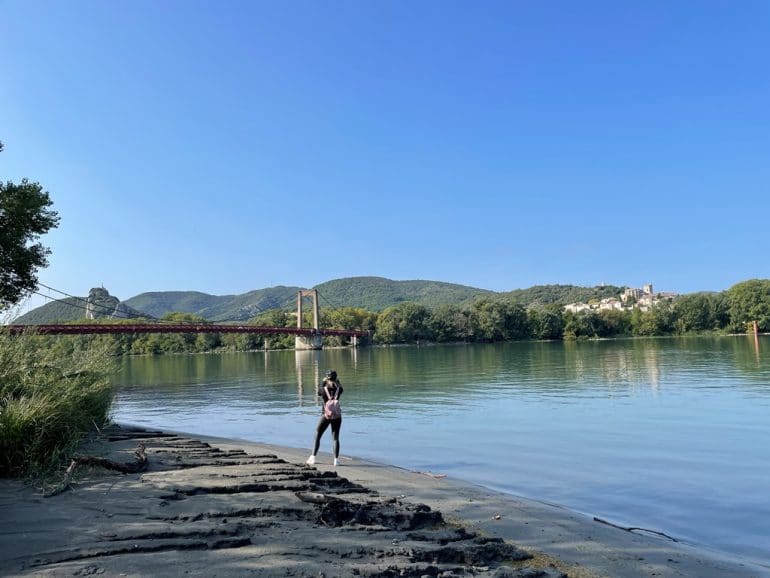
(0, 425), (766, 577)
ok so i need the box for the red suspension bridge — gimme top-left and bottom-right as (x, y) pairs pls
(5, 289), (368, 349)
(4, 324), (366, 338)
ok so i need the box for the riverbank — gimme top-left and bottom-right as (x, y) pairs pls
(1, 425), (766, 577)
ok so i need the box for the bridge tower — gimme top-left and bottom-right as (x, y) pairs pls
(295, 289), (323, 350)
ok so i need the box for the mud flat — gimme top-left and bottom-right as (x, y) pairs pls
(0, 425), (766, 577)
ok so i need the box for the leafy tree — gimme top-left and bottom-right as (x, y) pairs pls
(1, 143), (60, 309)
(597, 309), (632, 337)
(195, 332), (221, 351)
(427, 304), (473, 342)
(325, 307), (377, 331)
(727, 279), (770, 332)
(563, 311), (602, 339)
(470, 299), (530, 342)
(321, 307), (376, 346)
(251, 308), (292, 328)
(250, 309), (294, 348)
(672, 293), (728, 333)
(220, 332), (263, 351)
(631, 303), (675, 336)
(528, 306), (564, 340)
(375, 302), (430, 343)
(709, 293), (730, 330)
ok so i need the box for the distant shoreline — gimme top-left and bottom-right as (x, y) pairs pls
(107, 331), (770, 357)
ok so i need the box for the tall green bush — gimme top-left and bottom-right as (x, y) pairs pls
(0, 328), (115, 476)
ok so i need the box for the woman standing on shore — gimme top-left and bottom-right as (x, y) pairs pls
(306, 369), (343, 467)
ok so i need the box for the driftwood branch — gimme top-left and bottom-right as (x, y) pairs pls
(295, 491), (331, 504)
(72, 442), (148, 473)
(593, 516), (679, 542)
(45, 443), (148, 497)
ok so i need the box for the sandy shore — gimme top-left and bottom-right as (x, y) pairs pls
(1, 425), (766, 577)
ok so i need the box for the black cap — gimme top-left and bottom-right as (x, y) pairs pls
(326, 369), (337, 380)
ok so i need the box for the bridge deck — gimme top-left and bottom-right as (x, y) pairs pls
(4, 324), (367, 337)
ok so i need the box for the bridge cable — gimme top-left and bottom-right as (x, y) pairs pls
(316, 289), (346, 311)
(36, 283), (160, 321)
(26, 289), (150, 322)
(36, 283), (163, 321)
(28, 283), (340, 329)
(28, 284), (259, 327)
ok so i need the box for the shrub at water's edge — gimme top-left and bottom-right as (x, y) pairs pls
(0, 327), (116, 477)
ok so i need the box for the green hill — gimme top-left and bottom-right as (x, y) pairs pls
(13, 297), (87, 324)
(499, 284), (626, 309)
(196, 286), (301, 321)
(313, 277), (493, 311)
(124, 286), (301, 321)
(122, 291), (228, 319)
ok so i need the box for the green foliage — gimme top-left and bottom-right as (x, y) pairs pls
(631, 303), (676, 336)
(314, 277), (493, 312)
(250, 309), (294, 349)
(122, 291), (229, 319)
(598, 309), (632, 336)
(320, 307), (377, 347)
(0, 328), (115, 477)
(120, 287), (301, 322)
(470, 299), (529, 341)
(324, 307), (377, 331)
(427, 304), (473, 342)
(726, 279), (770, 332)
(563, 311), (598, 339)
(672, 293), (729, 333)
(375, 302), (431, 343)
(500, 284), (625, 309)
(528, 306), (565, 340)
(219, 332), (263, 351)
(0, 178), (60, 309)
(12, 297), (85, 324)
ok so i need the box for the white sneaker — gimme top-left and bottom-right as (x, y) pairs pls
(306, 455), (315, 465)
(333, 458), (339, 467)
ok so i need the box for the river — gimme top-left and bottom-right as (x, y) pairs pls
(112, 335), (770, 565)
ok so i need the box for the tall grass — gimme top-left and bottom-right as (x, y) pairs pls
(0, 327), (116, 477)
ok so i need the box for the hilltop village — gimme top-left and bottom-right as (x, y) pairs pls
(564, 283), (678, 313)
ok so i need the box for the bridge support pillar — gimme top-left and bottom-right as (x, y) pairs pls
(296, 289), (322, 350)
(295, 334), (323, 350)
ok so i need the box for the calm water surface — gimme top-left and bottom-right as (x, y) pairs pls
(112, 336), (770, 565)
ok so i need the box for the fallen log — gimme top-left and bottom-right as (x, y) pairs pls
(593, 516), (679, 542)
(45, 443), (148, 497)
(295, 491), (332, 504)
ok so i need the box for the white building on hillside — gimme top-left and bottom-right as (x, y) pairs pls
(564, 282), (676, 314)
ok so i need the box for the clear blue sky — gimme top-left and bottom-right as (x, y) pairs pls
(2, 1), (768, 313)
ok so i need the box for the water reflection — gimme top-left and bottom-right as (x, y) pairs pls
(754, 332), (761, 362)
(115, 337), (770, 406)
(294, 350), (321, 405)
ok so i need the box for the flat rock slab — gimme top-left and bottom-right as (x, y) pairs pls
(0, 426), (566, 578)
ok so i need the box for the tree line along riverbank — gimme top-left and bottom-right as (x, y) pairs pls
(12, 278), (770, 355)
